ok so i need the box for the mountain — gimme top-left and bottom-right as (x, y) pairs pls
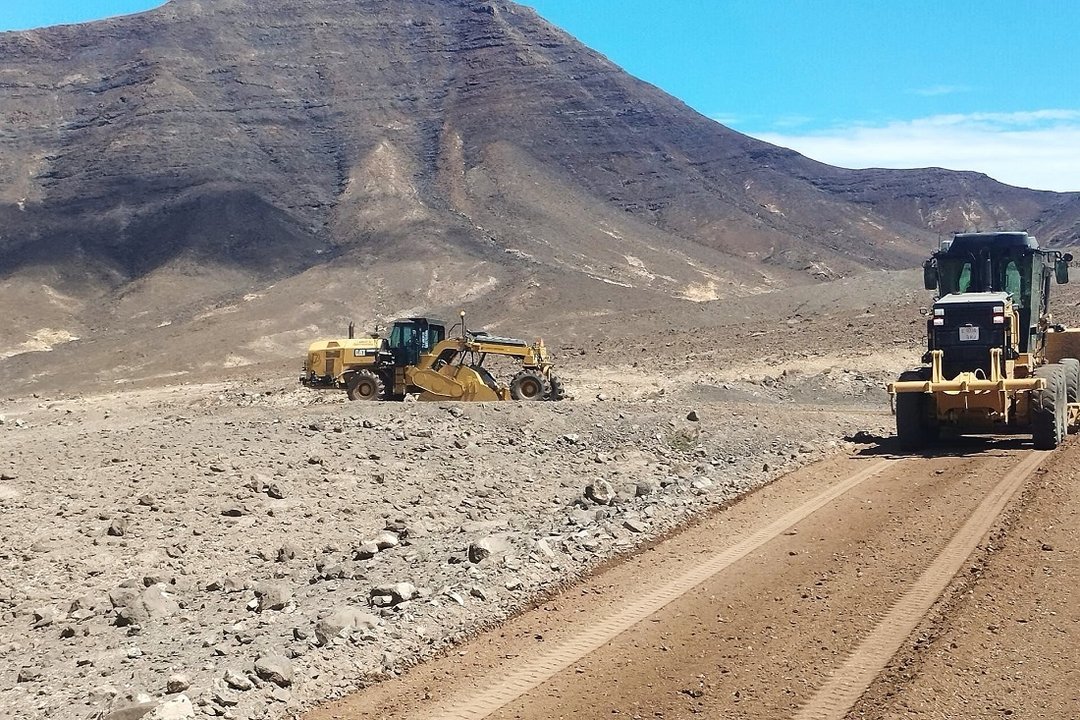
(0, 0), (1077, 387)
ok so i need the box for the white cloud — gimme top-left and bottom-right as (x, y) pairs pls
(749, 110), (1080, 192)
(909, 84), (970, 97)
(710, 113), (742, 126)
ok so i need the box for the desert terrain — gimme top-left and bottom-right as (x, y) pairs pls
(3, 273), (1080, 720)
(2, 1), (1080, 719)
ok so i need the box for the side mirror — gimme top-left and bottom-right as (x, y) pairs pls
(922, 260), (937, 290)
(1056, 258), (1070, 284)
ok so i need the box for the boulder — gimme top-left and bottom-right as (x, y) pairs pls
(468, 535), (510, 563)
(585, 479), (615, 505)
(254, 653), (293, 687)
(314, 607), (381, 646)
(254, 582), (292, 612)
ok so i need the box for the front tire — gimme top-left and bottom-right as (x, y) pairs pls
(546, 374), (567, 401)
(1032, 364), (1066, 449)
(895, 369), (936, 450)
(346, 369), (384, 401)
(1060, 358), (1079, 404)
(510, 370), (548, 401)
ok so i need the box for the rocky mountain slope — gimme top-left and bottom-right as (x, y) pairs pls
(0, 0), (1077, 386)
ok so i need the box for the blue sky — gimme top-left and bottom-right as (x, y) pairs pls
(520, 0), (1080, 192)
(3, 1), (1077, 191)
(0, 0), (164, 30)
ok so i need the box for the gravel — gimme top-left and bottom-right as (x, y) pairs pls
(0, 369), (891, 720)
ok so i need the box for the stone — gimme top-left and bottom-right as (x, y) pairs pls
(144, 695), (195, 720)
(224, 669), (253, 691)
(115, 585), (180, 626)
(585, 479), (615, 505)
(16, 666), (42, 682)
(369, 582), (418, 607)
(222, 577), (245, 593)
(535, 538), (555, 558)
(166, 674), (191, 693)
(211, 688), (240, 707)
(373, 530), (400, 550)
(623, 519), (649, 534)
(254, 653), (293, 687)
(276, 543), (299, 563)
(141, 585), (179, 616)
(32, 606), (59, 628)
(248, 473), (272, 493)
(314, 607), (381, 646)
(690, 478), (713, 492)
(468, 535), (510, 563)
(636, 478), (662, 497)
(570, 508), (599, 526)
(254, 582), (292, 612)
(108, 518), (130, 537)
(686, 410), (700, 422)
(103, 700), (160, 720)
(354, 541), (380, 560)
(89, 684), (119, 703)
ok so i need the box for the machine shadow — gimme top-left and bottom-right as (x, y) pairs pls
(849, 433), (1033, 459)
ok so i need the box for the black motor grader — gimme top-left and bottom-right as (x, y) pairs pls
(888, 232), (1078, 449)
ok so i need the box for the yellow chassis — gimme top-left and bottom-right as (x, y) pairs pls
(889, 349), (1043, 394)
(888, 349), (1080, 430)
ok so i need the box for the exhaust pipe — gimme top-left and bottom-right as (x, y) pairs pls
(348, 321), (355, 339)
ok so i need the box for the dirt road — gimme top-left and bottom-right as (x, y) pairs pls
(306, 438), (1075, 720)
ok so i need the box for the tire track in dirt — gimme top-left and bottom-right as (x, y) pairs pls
(793, 450), (1045, 720)
(425, 459), (897, 720)
(307, 448), (1034, 720)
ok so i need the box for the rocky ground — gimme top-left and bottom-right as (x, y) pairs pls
(0, 362), (892, 720)
(5, 267), (1077, 720)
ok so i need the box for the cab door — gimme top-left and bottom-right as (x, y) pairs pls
(389, 322), (421, 367)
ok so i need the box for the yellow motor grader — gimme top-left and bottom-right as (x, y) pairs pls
(300, 313), (566, 402)
(888, 232), (1079, 449)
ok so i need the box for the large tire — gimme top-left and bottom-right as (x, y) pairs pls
(895, 369), (936, 449)
(510, 370), (548, 401)
(1061, 358), (1080, 405)
(346, 369), (384, 401)
(546, 374), (567, 401)
(1032, 364), (1066, 450)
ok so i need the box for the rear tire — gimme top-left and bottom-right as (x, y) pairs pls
(546, 374), (567, 401)
(510, 370), (548, 401)
(346, 369), (384, 401)
(1032, 364), (1066, 449)
(895, 369), (936, 449)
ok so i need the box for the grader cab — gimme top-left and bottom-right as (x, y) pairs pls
(888, 232), (1079, 449)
